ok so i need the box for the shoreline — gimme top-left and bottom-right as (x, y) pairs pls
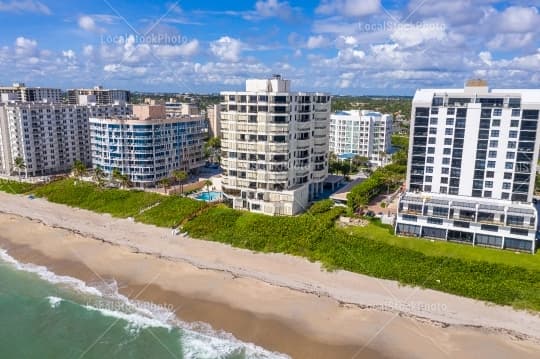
(0, 193), (539, 357)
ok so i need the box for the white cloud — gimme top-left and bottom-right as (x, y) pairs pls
(479, 51), (492, 66)
(15, 37), (37, 56)
(306, 35), (330, 49)
(210, 36), (243, 62)
(254, 0), (293, 19)
(497, 6), (540, 33)
(316, 0), (380, 17)
(390, 22), (447, 48)
(0, 0), (50, 15)
(62, 50), (76, 60)
(83, 45), (94, 56)
(488, 33), (535, 51)
(153, 40), (200, 58)
(78, 15), (99, 32)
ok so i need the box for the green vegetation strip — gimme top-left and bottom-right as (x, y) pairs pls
(184, 201), (540, 312)
(1, 179), (539, 311)
(0, 179), (35, 194)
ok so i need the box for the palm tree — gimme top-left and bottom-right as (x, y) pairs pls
(173, 170), (188, 195)
(13, 156), (26, 181)
(119, 174), (131, 189)
(93, 167), (106, 188)
(72, 160), (86, 179)
(111, 168), (123, 186)
(159, 178), (170, 194)
(204, 179), (212, 196)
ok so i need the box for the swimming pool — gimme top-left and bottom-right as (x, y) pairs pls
(196, 191), (223, 202)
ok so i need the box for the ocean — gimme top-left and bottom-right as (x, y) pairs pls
(0, 249), (288, 359)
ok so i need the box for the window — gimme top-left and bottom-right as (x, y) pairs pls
(429, 127), (437, 134)
(510, 120), (519, 127)
(508, 141), (516, 149)
(444, 138), (452, 145)
(505, 162), (513, 170)
(489, 140), (498, 148)
(506, 152), (515, 159)
(431, 107), (439, 114)
(425, 176), (432, 182)
(442, 167), (449, 174)
(428, 137), (436, 144)
(504, 172), (512, 179)
(445, 128), (453, 135)
(493, 109), (502, 116)
(447, 108), (455, 115)
(487, 161), (496, 168)
(484, 191), (492, 198)
(490, 130), (499, 137)
(488, 150), (497, 158)
(427, 147), (435, 154)
(426, 166), (433, 173)
(503, 182), (511, 189)
(509, 130), (518, 138)
(502, 192), (510, 199)
(426, 157), (434, 164)
(441, 177), (448, 184)
(443, 158), (450, 165)
(402, 215), (417, 222)
(430, 117), (438, 125)
(492, 119), (500, 126)
(481, 224), (498, 232)
(446, 118), (454, 126)
(486, 171), (494, 178)
(511, 109), (520, 117)
(485, 181), (493, 188)
(427, 217), (443, 225)
(439, 186), (447, 193)
(443, 148), (451, 155)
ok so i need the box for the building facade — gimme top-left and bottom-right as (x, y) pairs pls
(0, 83), (62, 103)
(0, 102), (130, 177)
(396, 80), (540, 252)
(89, 105), (206, 187)
(329, 110), (393, 166)
(206, 104), (221, 138)
(67, 86), (130, 105)
(220, 76), (331, 215)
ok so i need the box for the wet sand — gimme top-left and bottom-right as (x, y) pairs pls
(0, 211), (539, 359)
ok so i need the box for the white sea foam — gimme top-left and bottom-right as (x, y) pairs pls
(0, 249), (103, 297)
(0, 249), (289, 359)
(47, 295), (63, 308)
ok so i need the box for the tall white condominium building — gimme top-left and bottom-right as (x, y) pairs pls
(206, 104), (221, 138)
(396, 80), (540, 253)
(220, 75), (331, 215)
(0, 83), (62, 103)
(329, 110), (393, 166)
(67, 86), (130, 105)
(0, 102), (130, 176)
(89, 104), (206, 187)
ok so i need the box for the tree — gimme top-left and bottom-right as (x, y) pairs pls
(379, 151), (387, 165)
(93, 167), (106, 188)
(72, 160), (87, 179)
(111, 168), (123, 186)
(352, 155), (368, 168)
(205, 137), (221, 163)
(119, 174), (131, 189)
(173, 170), (188, 194)
(204, 179), (212, 195)
(13, 156), (26, 181)
(159, 177), (170, 193)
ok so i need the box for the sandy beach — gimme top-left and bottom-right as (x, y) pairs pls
(0, 192), (539, 358)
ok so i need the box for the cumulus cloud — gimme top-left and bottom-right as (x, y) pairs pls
(78, 15), (99, 32)
(316, 0), (380, 17)
(14, 37), (37, 56)
(0, 0), (50, 15)
(153, 40), (200, 58)
(253, 0), (294, 20)
(210, 36), (243, 62)
(62, 50), (76, 60)
(306, 35), (330, 49)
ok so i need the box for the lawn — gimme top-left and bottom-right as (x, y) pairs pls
(348, 220), (540, 272)
(0, 179), (35, 194)
(184, 202), (540, 312)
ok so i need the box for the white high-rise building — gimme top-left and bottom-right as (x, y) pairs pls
(0, 83), (62, 103)
(206, 104), (221, 138)
(0, 102), (130, 177)
(89, 105), (206, 187)
(67, 86), (130, 105)
(220, 75), (331, 215)
(396, 80), (540, 253)
(329, 110), (393, 166)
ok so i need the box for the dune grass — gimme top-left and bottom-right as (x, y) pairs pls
(0, 179), (35, 194)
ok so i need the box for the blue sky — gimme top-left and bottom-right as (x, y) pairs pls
(0, 0), (539, 95)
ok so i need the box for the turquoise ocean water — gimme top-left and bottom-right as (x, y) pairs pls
(0, 249), (287, 359)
